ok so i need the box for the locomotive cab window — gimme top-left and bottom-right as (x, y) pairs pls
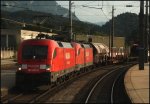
(57, 42), (73, 48)
(22, 45), (48, 59)
(61, 42), (73, 48)
(78, 49), (81, 55)
(53, 49), (57, 59)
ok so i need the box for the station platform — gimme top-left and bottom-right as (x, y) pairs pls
(1, 59), (17, 65)
(1, 59), (17, 97)
(124, 63), (149, 103)
(1, 59), (18, 70)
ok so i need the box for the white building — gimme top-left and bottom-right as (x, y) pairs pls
(1, 29), (56, 59)
(1, 29), (56, 48)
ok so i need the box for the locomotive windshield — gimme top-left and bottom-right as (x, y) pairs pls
(22, 45), (48, 59)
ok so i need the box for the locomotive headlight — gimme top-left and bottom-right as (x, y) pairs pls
(18, 64), (22, 71)
(22, 64), (27, 69)
(18, 67), (22, 70)
(46, 65), (51, 70)
(46, 68), (50, 70)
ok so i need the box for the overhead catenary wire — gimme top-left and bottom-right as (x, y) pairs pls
(1, 2), (141, 15)
(1, 1), (141, 27)
(1, 3), (140, 7)
(79, 5), (111, 21)
(2, 2), (112, 25)
(74, 15), (111, 17)
(74, 7), (109, 23)
(100, 8), (111, 20)
(75, 7), (111, 16)
(1, 17), (62, 32)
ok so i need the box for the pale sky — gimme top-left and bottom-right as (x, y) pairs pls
(57, 1), (140, 24)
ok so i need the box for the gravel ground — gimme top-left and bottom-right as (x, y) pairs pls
(45, 67), (114, 103)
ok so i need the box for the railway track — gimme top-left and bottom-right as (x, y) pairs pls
(2, 93), (23, 104)
(111, 66), (131, 103)
(84, 64), (132, 103)
(29, 64), (120, 103)
(40, 63), (134, 103)
(1, 64), (117, 103)
(1, 62), (135, 103)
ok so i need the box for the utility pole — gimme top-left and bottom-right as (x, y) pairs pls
(109, 23), (111, 60)
(149, 0), (150, 45)
(148, 1), (150, 61)
(111, 5), (115, 61)
(111, 5), (114, 48)
(148, 0), (150, 61)
(69, 0), (73, 41)
(144, 0), (149, 62)
(139, 0), (144, 70)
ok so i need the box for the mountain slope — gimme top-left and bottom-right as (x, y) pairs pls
(1, 1), (79, 21)
(1, 10), (102, 36)
(100, 12), (139, 44)
(95, 22), (105, 26)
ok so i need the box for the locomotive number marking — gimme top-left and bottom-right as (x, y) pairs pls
(28, 69), (39, 71)
(86, 52), (89, 57)
(28, 65), (39, 71)
(28, 65), (39, 68)
(66, 53), (70, 59)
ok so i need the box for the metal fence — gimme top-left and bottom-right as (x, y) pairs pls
(1, 47), (17, 59)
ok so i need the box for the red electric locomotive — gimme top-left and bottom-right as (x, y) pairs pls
(16, 37), (93, 88)
(17, 39), (76, 87)
(71, 42), (93, 71)
(81, 44), (93, 67)
(71, 42), (85, 70)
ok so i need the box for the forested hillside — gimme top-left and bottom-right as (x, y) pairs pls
(1, 10), (101, 35)
(100, 12), (139, 44)
(1, 10), (140, 44)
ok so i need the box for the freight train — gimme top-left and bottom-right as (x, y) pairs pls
(16, 34), (128, 88)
